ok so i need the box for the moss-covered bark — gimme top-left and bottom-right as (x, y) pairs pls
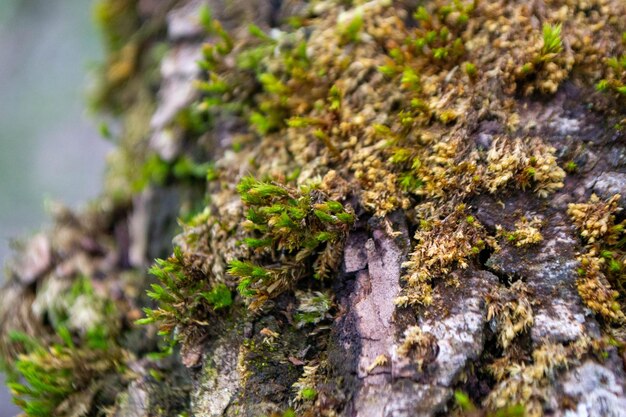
(3, 0), (626, 416)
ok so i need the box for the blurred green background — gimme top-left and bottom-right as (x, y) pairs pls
(0, 0), (109, 414)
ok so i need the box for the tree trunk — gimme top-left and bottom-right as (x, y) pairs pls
(2, 1), (626, 416)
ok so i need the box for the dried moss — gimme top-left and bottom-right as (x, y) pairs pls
(486, 282), (534, 350)
(484, 339), (593, 417)
(398, 205), (496, 307)
(396, 325), (438, 371)
(496, 216), (544, 247)
(568, 194), (626, 322)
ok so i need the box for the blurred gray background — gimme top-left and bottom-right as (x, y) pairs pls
(0, 0), (110, 414)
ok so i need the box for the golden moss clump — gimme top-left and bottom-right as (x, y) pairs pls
(484, 137), (565, 198)
(365, 354), (389, 374)
(469, 0), (625, 96)
(352, 156), (409, 217)
(398, 205), (496, 307)
(486, 282), (534, 349)
(497, 216), (544, 247)
(568, 194), (626, 322)
(405, 136), (482, 201)
(396, 325), (438, 372)
(485, 342), (570, 417)
(576, 251), (624, 322)
(568, 194), (622, 244)
(505, 22), (574, 96)
(484, 336), (599, 417)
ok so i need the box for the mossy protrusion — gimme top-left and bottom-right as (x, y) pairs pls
(230, 177), (354, 310)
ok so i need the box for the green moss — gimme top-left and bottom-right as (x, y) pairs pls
(541, 23), (563, 57)
(463, 61), (477, 77)
(6, 281), (126, 417)
(132, 154), (214, 192)
(454, 390), (475, 412)
(338, 12), (364, 45)
(300, 387), (317, 401)
(138, 248), (233, 337)
(565, 160), (578, 173)
(228, 177), (354, 309)
(597, 54), (626, 97)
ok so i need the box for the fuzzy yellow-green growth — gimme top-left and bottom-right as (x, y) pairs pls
(93, 0), (138, 52)
(509, 21), (568, 95)
(93, 0), (175, 205)
(486, 282), (534, 349)
(408, 1), (474, 65)
(138, 247), (233, 338)
(188, 0), (605, 228)
(337, 10), (364, 46)
(132, 154), (214, 193)
(568, 194), (623, 244)
(2, 275), (129, 416)
(568, 194), (626, 322)
(507, 20), (568, 95)
(486, 344), (566, 416)
(91, 0), (166, 112)
(484, 137), (565, 198)
(485, 339), (592, 417)
(129, 0), (626, 393)
(353, 156), (410, 217)
(378, 130), (481, 203)
(92, 0), (140, 89)
(229, 177), (354, 310)
(137, 0), (624, 359)
(396, 325), (438, 371)
(57, 0), (626, 414)
(196, 11), (314, 138)
(398, 205), (496, 307)
(497, 216), (544, 247)
(575, 251), (624, 322)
